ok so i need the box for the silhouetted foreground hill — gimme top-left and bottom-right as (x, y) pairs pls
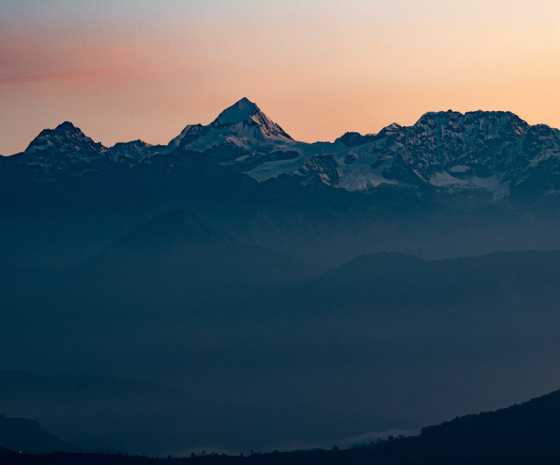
(370, 387), (560, 464)
(407, 388), (560, 464)
(5, 388), (560, 464)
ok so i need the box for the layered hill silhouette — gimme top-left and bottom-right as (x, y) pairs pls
(4, 387), (560, 463)
(4, 244), (560, 454)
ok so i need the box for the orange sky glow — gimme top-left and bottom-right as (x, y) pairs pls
(1, 0), (560, 155)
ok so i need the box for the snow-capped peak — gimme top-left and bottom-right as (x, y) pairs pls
(166, 97), (293, 154)
(212, 97), (259, 127)
(25, 121), (105, 154)
(210, 97), (292, 141)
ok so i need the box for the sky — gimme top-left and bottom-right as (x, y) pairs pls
(1, 0), (560, 155)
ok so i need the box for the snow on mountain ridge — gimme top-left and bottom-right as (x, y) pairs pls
(25, 121), (105, 155)
(15, 122), (160, 171)
(8, 105), (560, 200)
(15, 121), (110, 172)
(107, 140), (156, 163)
(166, 124), (209, 151)
(247, 109), (560, 197)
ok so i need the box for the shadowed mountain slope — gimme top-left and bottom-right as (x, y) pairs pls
(0, 208), (320, 331)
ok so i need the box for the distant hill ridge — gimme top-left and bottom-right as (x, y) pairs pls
(0, 414), (78, 454)
(72, 208), (318, 288)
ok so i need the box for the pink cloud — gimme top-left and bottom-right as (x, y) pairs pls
(0, 30), (164, 85)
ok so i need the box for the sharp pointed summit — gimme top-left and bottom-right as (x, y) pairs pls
(212, 97), (259, 127)
(208, 96), (293, 142)
(167, 97), (293, 154)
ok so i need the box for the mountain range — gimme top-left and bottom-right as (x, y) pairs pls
(5, 97), (560, 202)
(4, 98), (560, 269)
(3, 99), (560, 455)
